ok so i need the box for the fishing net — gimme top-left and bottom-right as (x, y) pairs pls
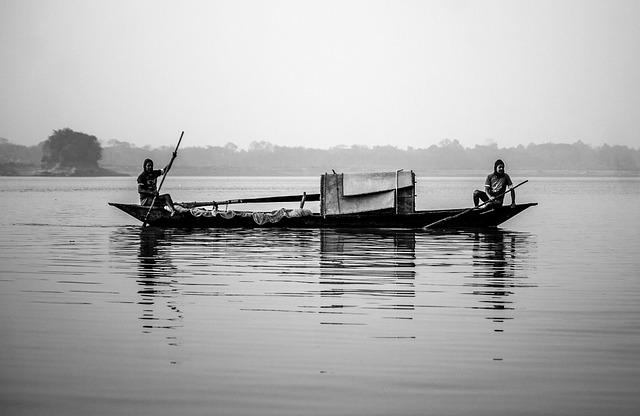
(179, 206), (312, 225)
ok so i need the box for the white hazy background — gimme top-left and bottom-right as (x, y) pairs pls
(1, 0), (639, 150)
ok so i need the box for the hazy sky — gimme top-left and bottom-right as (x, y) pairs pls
(1, 0), (639, 150)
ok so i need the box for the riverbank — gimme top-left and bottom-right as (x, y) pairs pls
(0, 162), (126, 177)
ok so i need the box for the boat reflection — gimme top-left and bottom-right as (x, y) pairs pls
(110, 226), (534, 343)
(320, 229), (416, 277)
(318, 229), (417, 326)
(110, 227), (183, 347)
(469, 229), (535, 326)
(136, 228), (183, 340)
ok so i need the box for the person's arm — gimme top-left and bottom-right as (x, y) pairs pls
(507, 176), (515, 206)
(484, 184), (495, 200)
(484, 176), (495, 200)
(163, 152), (178, 174)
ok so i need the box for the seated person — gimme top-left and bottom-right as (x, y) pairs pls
(473, 159), (516, 209)
(137, 158), (176, 215)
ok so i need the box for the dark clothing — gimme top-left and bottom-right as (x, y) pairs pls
(484, 172), (513, 204)
(474, 190), (502, 208)
(137, 169), (163, 206)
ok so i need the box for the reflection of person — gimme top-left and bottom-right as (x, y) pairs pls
(473, 159), (515, 209)
(471, 231), (513, 324)
(137, 158), (176, 215)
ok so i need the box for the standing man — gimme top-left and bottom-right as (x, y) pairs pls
(137, 158), (177, 215)
(473, 159), (516, 209)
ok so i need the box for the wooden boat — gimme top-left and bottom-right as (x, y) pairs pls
(109, 170), (537, 229)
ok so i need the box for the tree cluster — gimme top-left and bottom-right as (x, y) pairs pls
(41, 128), (102, 168)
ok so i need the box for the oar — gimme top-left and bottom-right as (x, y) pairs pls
(423, 180), (528, 229)
(179, 193), (321, 209)
(142, 131), (184, 226)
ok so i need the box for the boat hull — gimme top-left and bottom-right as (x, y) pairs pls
(109, 202), (537, 229)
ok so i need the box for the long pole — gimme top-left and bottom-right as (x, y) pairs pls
(424, 179), (528, 229)
(142, 131), (184, 226)
(180, 193), (321, 209)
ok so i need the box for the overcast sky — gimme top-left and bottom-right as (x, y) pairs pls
(1, 0), (639, 150)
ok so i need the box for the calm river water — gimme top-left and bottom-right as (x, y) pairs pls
(1, 176), (639, 416)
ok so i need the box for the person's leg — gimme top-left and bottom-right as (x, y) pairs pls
(487, 200), (501, 210)
(159, 194), (176, 214)
(473, 190), (489, 207)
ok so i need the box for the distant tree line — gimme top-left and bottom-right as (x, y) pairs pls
(100, 138), (640, 176)
(1, 130), (639, 176)
(0, 138), (43, 175)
